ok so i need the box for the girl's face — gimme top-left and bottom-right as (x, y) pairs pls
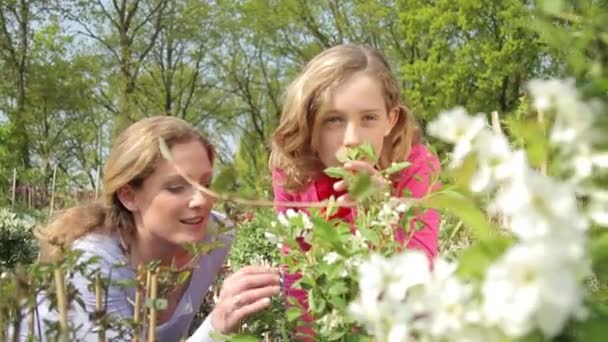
(315, 73), (398, 167)
(122, 139), (215, 247)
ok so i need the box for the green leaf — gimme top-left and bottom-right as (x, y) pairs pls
(324, 167), (350, 179)
(336, 149), (350, 164)
(228, 335), (259, 342)
(564, 301), (608, 342)
(359, 142), (377, 163)
(504, 118), (548, 169)
(447, 153), (478, 192)
(348, 173), (373, 200)
(285, 307), (302, 322)
(539, 0), (564, 16)
(357, 226), (380, 246)
(422, 190), (495, 240)
(176, 270), (191, 285)
(311, 217), (344, 252)
(328, 282), (347, 297)
(145, 298), (168, 310)
(591, 233), (608, 283)
(457, 236), (513, 281)
(381, 161), (411, 177)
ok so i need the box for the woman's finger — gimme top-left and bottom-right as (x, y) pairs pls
(230, 272), (280, 295)
(220, 267), (279, 299)
(237, 285), (281, 307)
(230, 296), (273, 324)
(234, 265), (279, 277)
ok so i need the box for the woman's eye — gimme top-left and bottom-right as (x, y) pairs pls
(166, 185), (186, 193)
(324, 116), (343, 124)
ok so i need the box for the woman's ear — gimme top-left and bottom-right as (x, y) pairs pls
(385, 107), (400, 137)
(116, 185), (138, 212)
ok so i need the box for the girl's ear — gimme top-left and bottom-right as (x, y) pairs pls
(385, 107), (400, 137)
(116, 185), (138, 212)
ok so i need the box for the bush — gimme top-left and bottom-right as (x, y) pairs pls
(0, 208), (39, 268)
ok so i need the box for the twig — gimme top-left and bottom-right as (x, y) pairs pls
(143, 269), (152, 336)
(132, 266), (144, 342)
(49, 165), (58, 216)
(440, 220), (464, 251)
(491, 111), (502, 134)
(147, 270), (158, 342)
(28, 296), (35, 339)
(95, 272), (105, 342)
(537, 109), (547, 175)
(10, 168), (17, 209)
(94, 164), (101, 200)
(53, 269), (68, 341)
(159, 138), (355, 209)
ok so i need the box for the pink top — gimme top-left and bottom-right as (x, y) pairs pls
(271, 143), (441, 339)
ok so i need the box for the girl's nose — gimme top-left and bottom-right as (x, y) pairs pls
(343, 122), (362, 147)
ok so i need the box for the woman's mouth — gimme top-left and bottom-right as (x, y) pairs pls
(180, 216), (205, 225)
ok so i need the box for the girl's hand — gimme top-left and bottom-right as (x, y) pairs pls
(333, 161), (390, 202)
(210, 266), (281, 334)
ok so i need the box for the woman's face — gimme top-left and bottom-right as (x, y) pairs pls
(127, 139), (215, 246)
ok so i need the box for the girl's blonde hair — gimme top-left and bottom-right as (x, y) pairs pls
(269, 44), (421, 191)
(37, 116), (215, 262)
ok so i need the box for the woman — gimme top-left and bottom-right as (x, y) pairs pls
(25, 116), (280, 341)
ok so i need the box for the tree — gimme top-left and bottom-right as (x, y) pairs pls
(62, 0), (169, 132)
(0, 0), (44, 167)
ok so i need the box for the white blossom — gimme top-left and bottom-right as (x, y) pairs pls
(469, 131), (527, 192)
(323, 252), (342, 265)
(482, 243), (586, 339)
(490, 168), (587, 241)
(570, 144), (608, 182)
(427, 107), (487, 167)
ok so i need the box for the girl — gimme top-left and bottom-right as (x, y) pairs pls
(269, 44), (441, 339)
(24, 116), (280, 341)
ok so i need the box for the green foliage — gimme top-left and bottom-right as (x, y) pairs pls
(0, 208), (38, 268)
(397, 0), (559, 121)
(228, 209), (280, 269)
(225, 209), (285, 339)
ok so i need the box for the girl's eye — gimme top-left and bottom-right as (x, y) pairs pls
(363, 114), (378, 121)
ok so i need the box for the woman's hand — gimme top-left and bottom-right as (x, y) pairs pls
(333, 161), (390, 202)
(210, 266), (281, 334)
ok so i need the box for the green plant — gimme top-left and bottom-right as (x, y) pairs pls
(0, 208), (39, 268)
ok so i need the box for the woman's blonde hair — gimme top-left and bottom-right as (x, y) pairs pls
(37, 116), (215, 262)
(269, 44), (421, 191)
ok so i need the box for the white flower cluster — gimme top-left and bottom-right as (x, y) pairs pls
(351, 79), (600, 341)
(349, 251), (491, 342)
(372, 196), (411, 233)
(266, 209), (314, 248)
(528, 78), (607, 225)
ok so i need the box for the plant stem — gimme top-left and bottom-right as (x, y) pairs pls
(53, 268), (68, 341)
(147, 269), (158, 342)
(95, 272), (105, 342)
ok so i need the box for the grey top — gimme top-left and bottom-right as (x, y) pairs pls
(22, 211), (233, 342)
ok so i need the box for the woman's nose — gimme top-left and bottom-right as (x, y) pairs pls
(189, 188), (211, 208)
